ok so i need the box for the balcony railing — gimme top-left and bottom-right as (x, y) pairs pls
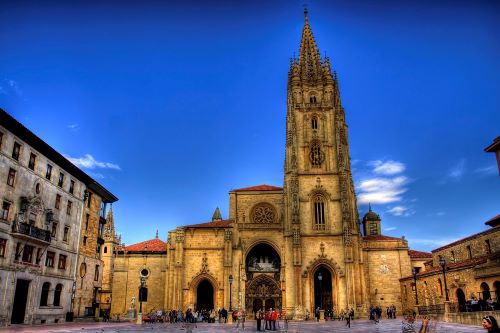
(12, 222), (51, 243)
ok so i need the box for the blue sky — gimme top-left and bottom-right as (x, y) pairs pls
(1, 0), (498, 252)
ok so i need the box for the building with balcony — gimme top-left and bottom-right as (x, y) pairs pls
(0, 108), (117, 325)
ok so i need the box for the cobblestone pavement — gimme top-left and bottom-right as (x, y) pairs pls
(0, 319), (484, 333)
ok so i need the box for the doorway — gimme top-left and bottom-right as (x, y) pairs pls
(11, 279), (30, 324)
(314, 266), (333, 310)
(456, 288), (466, 312)
(196, 280), (214, 311)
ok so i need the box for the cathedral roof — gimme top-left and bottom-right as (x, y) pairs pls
(432, 222), (499, 252)
(408, 249), (432, 259)
(363, 235), (402, 241)
(182, 219), (233, 228)
(485, 214), (500, 227)
(119, 238), (167, 253)
(232, 184), (283, 192)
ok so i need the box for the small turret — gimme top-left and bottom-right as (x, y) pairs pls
(323, 56), (334, 85)
(362, 204), (382, 236)
(212, 207), (222, 222)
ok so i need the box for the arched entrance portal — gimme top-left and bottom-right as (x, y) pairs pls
(314, 266), (333, 310)
(480, 282), (491, 300)
(196, 280), (214, 311)
(245, 243), (281, 313)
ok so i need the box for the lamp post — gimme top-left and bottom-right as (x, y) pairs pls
(412, 268), (419, 305)
(318, 272), (323, 309)
(439, 256), (450, 301)
(229, 274), (233, 312)
(137, 276), (146, 324)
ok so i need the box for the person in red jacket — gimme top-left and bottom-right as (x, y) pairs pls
(271, 308), (278, 331)
(264, 309), (271, 330)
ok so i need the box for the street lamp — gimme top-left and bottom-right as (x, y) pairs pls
(318, 272), (323, 309)
(229, 274), (233, 312)
(136, 275), (146, 324)
(439, 256), (450, 301)
(412, 268), (419, 305)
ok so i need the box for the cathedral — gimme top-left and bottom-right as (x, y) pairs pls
(108, 10), (421, 319)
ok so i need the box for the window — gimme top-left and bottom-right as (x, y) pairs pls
(15, 242), (20, 261)
(46, 251), (55, 267)
(66, 201), (72, 215)
(22, 245), (34, 263)
(69, 180), (75, 194)
(1, 201), (10, 221)
(53, 284), (63, 306)
(35, 248), (42, 264)
(87, 192), (92, 208)
(467, 245), (472, 259)
(311, 116), (318, 129)
(7, 168), (16, 186)
(80, 263), (87, 278)
(28, 212), (36, 225)
(58, 254), (67, 269)
(104, 246), (107, 254)
(12, 142), (21, 160)
(51, 222), (58, 238)
(370, 222), (378, 235)
(313, 194), (326, 230)
(486, 239), (491, 254)
(46, 164), (52, 180)
(28, 153), (36, 170)
(83, 236), (87, 246)
(40, 282), (50, 306)
(450, 250), (456, 262)
(94, 265), (100, 281)
(55, 194), (61, 210)
(63, 226), (69, 242)
(85, 214), (89, 230)
(309, 141), (324, 167)
(58, 172), (64, 187)
(309, 96), (317, 104)
(0, 239), (6, 257)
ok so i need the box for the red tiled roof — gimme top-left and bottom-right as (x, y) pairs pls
(232, 184), (283, 192)
(408, 249), (432, 259)
(183, 219), (233, 228)
(401, 256), (489, 281)
(121, 238), (167, 253)
(363, 235), (403, 241)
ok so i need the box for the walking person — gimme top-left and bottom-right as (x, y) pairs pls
(346, 311), (351, 328)
(256, 309), (262, 331)
(315, 307), (320, 322)
(482, 315), (500, 333)
(271, 308), (278, 331)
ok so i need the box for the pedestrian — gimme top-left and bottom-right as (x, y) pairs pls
(346, 311), (351, 328)
(265, 308), (271, 330)
(271, 308), (278, 331)
(315, 307), (320, 322)
(256, 309), (262, 331)
(483, 315), (500, 333)
(402, 312), (436, 333)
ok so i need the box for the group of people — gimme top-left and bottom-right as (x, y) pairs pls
(254, 307), (281, 331)
(369, 305), (383, 323)
(386, 304), (397, 319)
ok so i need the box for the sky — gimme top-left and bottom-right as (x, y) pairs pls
(1, 0), (499, 252)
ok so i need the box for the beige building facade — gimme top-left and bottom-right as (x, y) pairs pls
(0, 109), (117, 325)
(109, 12), (427, 319)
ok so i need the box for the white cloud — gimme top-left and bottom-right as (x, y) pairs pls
(369, 160), (406, 175)
(474, 165), (496, 175)
(447, 159), (465, 180)
(387, 206), (410, 216)
(65, 154), (121, 170)
(357, 176), (409, 204)
(384, 227), (397, 231)
(408, 236), (464, 248)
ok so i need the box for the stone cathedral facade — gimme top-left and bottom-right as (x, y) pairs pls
(109, 11), (422, 319)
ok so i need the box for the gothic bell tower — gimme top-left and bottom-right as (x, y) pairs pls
(284, 8), (365, 311)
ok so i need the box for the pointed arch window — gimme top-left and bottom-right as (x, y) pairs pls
(313, 194), (326, 230)
(311, 116), (318, 130)
(309, 140), (324, 167)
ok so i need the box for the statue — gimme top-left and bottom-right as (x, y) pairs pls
(131, 296), (136, 309)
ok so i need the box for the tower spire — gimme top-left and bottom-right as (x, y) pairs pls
(298, 7), (323, 83)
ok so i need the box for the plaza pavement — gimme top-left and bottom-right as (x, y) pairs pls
(0, 318), (485, 333)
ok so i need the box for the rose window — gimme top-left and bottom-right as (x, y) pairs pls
(252, 203), (276, 224)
